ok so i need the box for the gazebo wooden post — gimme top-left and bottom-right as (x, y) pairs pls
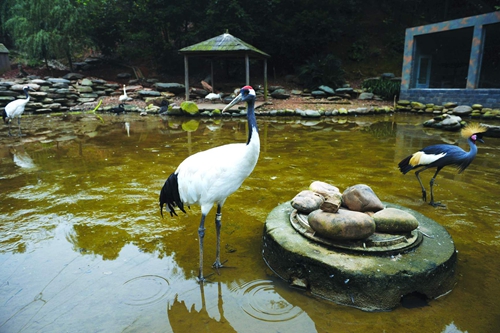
(184, 55), (189, 101)
(211, 60), (214, 93)
(245, 54), (250, 85)
(264, 58), (268, 102)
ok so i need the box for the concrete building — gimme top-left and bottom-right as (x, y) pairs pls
(399, 12), (500, 107)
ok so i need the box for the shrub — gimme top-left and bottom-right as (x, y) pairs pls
(362, 78), (400, 100)
(297, 54), (345, 89)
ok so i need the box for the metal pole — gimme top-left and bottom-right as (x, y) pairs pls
(264, 59), (268, 102)
(184, 55), (189, 101)
(245, 54), (250, 85)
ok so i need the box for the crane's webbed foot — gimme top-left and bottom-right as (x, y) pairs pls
(212, 259), (229, 275)
(197, 272), (215, 283)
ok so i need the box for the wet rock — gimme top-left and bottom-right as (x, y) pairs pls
(180, 101), (199, 115)
(358, 92), (374, 100)
(63, 73), (85, 80)
(48, 78), (71, 85)
(311, 90), (326, 98)
(452, 105), (473, 115)
(342, 184), (384, 212)
(423, 114), (463, 131)
(80, 78), (93, 86)
(320, 193), (342, 213)
(291, 190), (324, 214)
(373, 208), (419, 234)
(138, 90), (161, 97)
(302, 110), (321, 118)
(77, 86), (93, 93)
(154, 82), (185, 94)
(318, 85), (335, 95)
(308, 209), (376, 240)
(309, 181), (340, 198)
(270, 88), (290, 99)
(335, 87), (354, 95)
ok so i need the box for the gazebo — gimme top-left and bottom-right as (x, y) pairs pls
(0, 43), (10, 75)
(179, 32), (270, 101)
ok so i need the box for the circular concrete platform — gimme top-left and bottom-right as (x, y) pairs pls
(262, 202), (457, 311)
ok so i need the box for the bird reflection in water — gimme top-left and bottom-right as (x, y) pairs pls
(167, 282), (236, 332)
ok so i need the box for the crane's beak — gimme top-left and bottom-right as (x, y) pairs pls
(222, 93), (242, 112)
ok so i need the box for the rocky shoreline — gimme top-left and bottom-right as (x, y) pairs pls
(1, 74), (500, 123)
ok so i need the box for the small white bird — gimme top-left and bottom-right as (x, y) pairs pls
(159, 85), (259, 282)
(2, 85), (35, 136)
(205, 92), (222, 103)
(119, 85), (132, 102)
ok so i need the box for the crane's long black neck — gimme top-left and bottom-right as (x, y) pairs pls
(24, 89), (30, 99)
(246, 100), (258, 145)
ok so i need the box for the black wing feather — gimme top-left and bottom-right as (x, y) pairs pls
(159, 172), (186, 217)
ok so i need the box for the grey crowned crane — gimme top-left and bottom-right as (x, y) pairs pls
(2, 85), (35, 136)
(398, 123), (487, 207)
(159, 85), (260, 281)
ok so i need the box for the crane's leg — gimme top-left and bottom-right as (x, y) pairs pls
(213, 204), (225, 273)
(429, 167), (445, 207)
(17, 117), (22, 136)
(198, 214), (207, 282)
(414, 167), (430, 202)
(7, 121), (13, 137)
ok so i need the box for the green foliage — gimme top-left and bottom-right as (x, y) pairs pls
(1, 0), (497, 76)
(297, 54), (345, 89)
(348, 39), (369, 62)
(3, 0), (90, 69)
(362, 78), (401, 100)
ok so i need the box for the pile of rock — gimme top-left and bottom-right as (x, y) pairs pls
(396, 100), (500, 119)
(291, 181), (419, 241)
(0, 74), (185, 113)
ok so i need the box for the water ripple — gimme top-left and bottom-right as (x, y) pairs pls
(231, 280), (304, 322)
(122, 275), (171, 306)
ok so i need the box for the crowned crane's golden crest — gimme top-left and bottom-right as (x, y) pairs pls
(461, 123), (487, 139)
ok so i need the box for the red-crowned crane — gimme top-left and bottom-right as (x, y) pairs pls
(159, 86), (259, 281)
(2, 85), (35, 136)
(398, 123), (487, 207)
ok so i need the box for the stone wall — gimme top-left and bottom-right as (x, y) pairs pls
(0, 76), (185, 113)
(399, 88), (500, 109)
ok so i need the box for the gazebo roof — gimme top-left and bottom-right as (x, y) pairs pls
(0, 43), (9, 54)
(179, 33), (270, 58)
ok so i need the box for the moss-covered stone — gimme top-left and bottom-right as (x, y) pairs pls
(180, 101), (199, 115)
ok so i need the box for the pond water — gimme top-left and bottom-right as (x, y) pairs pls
(1, 112), (499, 332)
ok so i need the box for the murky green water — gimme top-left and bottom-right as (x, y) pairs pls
(1, 113), (499, 332)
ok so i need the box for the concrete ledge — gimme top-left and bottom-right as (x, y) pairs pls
(262, 202), (457, 311)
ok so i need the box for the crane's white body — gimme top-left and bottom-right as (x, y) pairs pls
(119, 85), (132, 102)
(176, 129), (260, 215)
(3, 86), (34, 136)
(159, 86), (259, 281)
(5, 97), (30, 119)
